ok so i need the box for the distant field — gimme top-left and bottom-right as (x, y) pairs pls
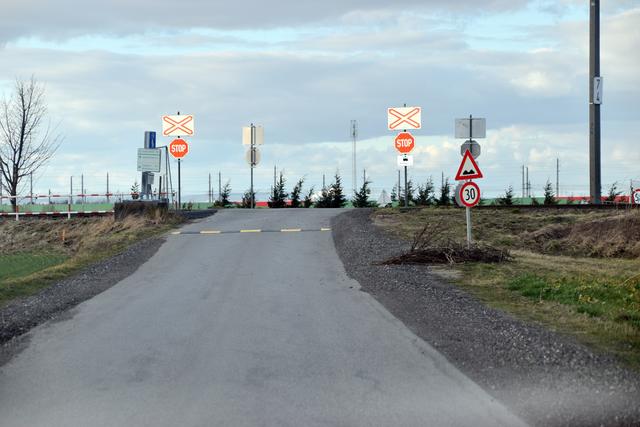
(373, 207), (640, 368)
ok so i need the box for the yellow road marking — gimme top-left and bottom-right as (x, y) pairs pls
(200, 230), (221, 234)
(281, 228), (302, 232)
(320, 228), (332, 231)
(240, 229), (262, 233)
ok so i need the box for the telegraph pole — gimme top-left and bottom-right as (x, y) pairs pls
(590, 0), (602, 204)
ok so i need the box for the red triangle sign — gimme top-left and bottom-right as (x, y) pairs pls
(455, 150), (483, 181)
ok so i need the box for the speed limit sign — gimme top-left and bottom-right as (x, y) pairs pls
(458, 181), (481, 208)
(633, 189), (640, 205)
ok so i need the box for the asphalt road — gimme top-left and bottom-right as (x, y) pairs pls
(0, 209), (526, 427)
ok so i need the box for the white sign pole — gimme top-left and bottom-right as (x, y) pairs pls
(466, 117), (473, 247)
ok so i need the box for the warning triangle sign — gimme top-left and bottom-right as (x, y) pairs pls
(455, 150), (483, 181)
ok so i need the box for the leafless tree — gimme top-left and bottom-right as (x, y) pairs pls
(0, 77), (61, 209)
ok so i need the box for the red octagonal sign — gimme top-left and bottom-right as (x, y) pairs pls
(394, 132), (415, 154)
(169, 138), (189, 159)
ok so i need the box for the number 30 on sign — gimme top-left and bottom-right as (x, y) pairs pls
(459, 181), (481, 208)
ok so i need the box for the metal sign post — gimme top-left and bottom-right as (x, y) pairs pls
(251, 124), (255, 209)
(466, 118), (472, 245)
(243, 124), (263, 209)
(388, 104), (421, 208)
(161, 112), (194, 210)
(454, 115), (486, 247)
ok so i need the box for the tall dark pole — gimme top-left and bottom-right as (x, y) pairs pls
(590, 0), (602, 204)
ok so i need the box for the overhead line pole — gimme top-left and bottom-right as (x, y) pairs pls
(589, 0), (602, 204)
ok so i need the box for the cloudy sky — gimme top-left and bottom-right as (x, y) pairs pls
(1, 0), (638, 201)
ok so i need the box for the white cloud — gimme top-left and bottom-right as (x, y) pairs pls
(0, 2), (637, 202)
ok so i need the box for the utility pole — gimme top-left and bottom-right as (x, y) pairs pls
(29, 172), (33, 204)
(590, 0), (602, 204)
(526, 167), (530, 198)
(218, 171), (222, 203)
(351, 120), (358, 195)
(522, 165), (525, 199)
(208, 173), (212, 204)
(323, 174), (326, 189)
(106, 173), (110, 203)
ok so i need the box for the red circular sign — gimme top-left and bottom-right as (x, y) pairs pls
(394, 132), (415, 154)
(459, 181), (481, 208)
(169, 138), (189, 159)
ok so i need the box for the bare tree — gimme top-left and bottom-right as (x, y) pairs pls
(0, 77), (61, 209)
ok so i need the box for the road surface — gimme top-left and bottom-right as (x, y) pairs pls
(0, 209), (526, 426)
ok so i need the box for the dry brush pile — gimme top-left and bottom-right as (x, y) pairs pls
(382, 219), (512, 265)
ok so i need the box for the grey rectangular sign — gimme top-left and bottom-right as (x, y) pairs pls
(137, 148), (161, 172)
(455, 118), (486, 139)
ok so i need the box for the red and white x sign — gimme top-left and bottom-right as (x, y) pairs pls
(162, 114), (195, 137)
(387, 107), (421, 130)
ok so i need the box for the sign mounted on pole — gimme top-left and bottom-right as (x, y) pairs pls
(458, 181), (481, 208)
(394, 132), (415, 154)
(632, 188), (640, 205)
(169, 138), (189, 159)
(397, 154), (413, 167)
(137, 148), (161, 172)
(455, 117), (486, 139)
(388, 107), (421, 130)
(242, 126), (264, 145)
(162, 115), (194, 137)
(460, 140), (481, 158)
(592, 76), (603, 105)
(455, 150), (483, 181)
(245, 148), (261, 166)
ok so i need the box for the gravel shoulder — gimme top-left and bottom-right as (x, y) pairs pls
(332, 209), (640, 427)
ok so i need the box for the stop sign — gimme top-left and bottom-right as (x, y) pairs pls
(394, 132), (415, 154)
(169, 138), (189, 159)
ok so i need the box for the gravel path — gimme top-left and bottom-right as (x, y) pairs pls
(332, 209), (640, 427)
